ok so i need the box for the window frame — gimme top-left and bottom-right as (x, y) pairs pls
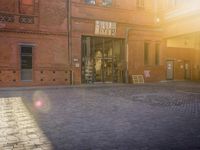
(155, 43), (160, 66)
(144, 42), (149, 66)
(84, 0), (96, 5)
(21, 0), (34, 6)
(136, 0), (145, 9)
(102, 0), (112, 7)
(19, 0), (35, 14)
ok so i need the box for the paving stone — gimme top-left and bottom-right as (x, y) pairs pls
(0, 82), (200, 150)
(0, 97), (53, 150)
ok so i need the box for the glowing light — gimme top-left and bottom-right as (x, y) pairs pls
(33, 91), (51, 113)
(156, 17), (160, 23)
(35, 99), (43, 108)
(165, 1), (200, 20)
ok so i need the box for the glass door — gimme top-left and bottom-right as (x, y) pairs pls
(94, 37), (103, 82)
(82, 36), (125, 84)
(103, 38), (113, 82)
(103, 58), (113, 82)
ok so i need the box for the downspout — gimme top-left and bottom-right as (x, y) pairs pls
(67, 0), (73, 84)
(67, 0), (72, 65)
(125, 28), (131, 83)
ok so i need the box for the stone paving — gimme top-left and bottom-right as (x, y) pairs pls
(0, 81), (200, 150)
(0, 97), (52, 150)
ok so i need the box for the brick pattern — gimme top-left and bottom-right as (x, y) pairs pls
(0, 70), (18, 83)
(0, 69), (71, 87)
(0, 97), (52, 150)
(0, 0), (15, 12)
(35, 69), (71, 85)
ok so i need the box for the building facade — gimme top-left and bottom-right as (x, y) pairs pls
(0, 0), (199, 87)
(0, 0), (71, 87)
(160, 0), (200, 81)
(70, 0), (164, 84)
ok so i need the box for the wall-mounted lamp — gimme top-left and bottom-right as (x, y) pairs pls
(155, 17), (160, 24)
(156, 17), (160, 23)
(184, 39), (188, 46)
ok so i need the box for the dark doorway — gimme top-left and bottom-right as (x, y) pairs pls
(166, 60), (174, 80)
(81, 36), (124, 84)
(184, 60), (191, 80)
(21, 46), (33, 81)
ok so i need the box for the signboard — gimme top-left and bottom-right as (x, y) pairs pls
(144, 70), (151, 78)
(95, 20), (116, 36)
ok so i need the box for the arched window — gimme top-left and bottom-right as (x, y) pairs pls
(19, 0), (34, 14)
(102, 0), (112, 7)
(0, 0), (15, 12)
(136, 0), (144, 9)
(85, 0), (96, 5)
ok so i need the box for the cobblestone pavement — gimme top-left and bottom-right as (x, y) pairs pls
(0, 97), (52, 150)
(0, 81), (200, 150)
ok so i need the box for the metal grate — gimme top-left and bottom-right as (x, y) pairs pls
(0, 14), (14, 22)
(19, 16), (34, 24)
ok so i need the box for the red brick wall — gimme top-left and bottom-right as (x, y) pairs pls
(127, 29), (165, 83)
(0, 0), (70, 87)
(0, 32), (70, 87)
(1, 0), (198, 87)
(70, 0), (160, 84)
(163, 47), (196, 80)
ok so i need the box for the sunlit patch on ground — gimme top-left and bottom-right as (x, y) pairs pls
(0, 97), (52, 150)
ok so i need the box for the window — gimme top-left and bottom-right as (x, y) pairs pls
(85, 0), (96, 5)
(21, 0), (33, 5)
(102, 0), (112, 7)
(19, 0), (34, 14)
(144, 42), (149, 65)
(136, 0), (144, 9)
(21, 46), (33, 81)
(167, 0), (178, 9)
(155, 43), (160, 65)
(0, 0), (15, 12)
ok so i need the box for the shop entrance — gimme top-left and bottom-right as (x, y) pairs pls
(82, 36), (125, 83)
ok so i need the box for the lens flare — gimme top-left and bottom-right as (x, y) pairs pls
(35, 99), (43, 108)
(33, 91), (51, 113)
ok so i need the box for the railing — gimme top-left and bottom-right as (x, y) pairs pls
(0, 12), (37, 25)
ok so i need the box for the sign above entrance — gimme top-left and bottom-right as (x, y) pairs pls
(95, 20), (116, 36)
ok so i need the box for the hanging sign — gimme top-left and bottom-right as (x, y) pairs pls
(95, 20), (116, 36)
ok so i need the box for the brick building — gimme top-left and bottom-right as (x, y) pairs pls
(0, 0), (199, 87)
(0, 0), (70, 87)
(160, 0), (200, 81)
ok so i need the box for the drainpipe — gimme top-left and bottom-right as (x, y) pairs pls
(67, 0), (73, 84)
(67, 0), (72, 65)
(125, 28), (132, 83)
